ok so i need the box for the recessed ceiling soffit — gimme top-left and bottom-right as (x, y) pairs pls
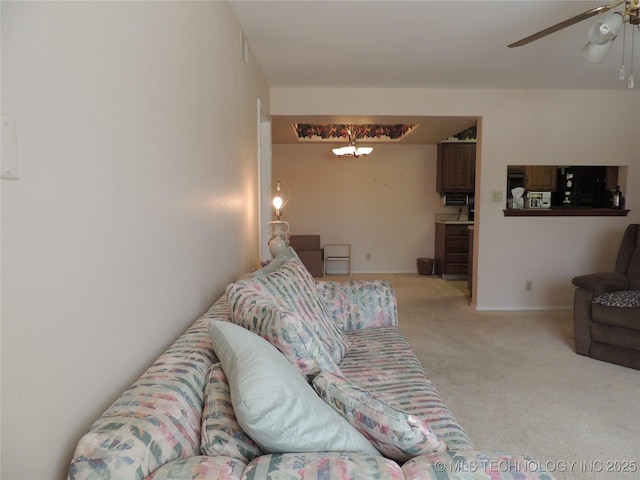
(444, 125), (477, 142)
(293, 123), (419, 142)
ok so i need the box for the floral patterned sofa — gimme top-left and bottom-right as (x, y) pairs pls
(68, 248), (556, 480)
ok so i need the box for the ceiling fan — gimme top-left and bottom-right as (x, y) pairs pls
(508, 0), (640, 87)
(508, 0), (639, 48)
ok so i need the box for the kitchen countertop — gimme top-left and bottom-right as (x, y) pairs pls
(503, 208), (629, 217)
(434, 213), (474, 225)
(436, 220), (474, 225)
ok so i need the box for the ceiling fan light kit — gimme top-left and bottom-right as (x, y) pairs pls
(582, 41), (615, 62)
(509, 0), (640, 88)
(587, 11), (623, 44)
(332, 127), (373, 158)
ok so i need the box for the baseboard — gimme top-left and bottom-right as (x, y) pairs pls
(475, 305), (573, 311)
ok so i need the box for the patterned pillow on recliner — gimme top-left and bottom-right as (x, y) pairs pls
(592, 290), (640, 308)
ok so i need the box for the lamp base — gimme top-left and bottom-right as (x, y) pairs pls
(267, 220), (290, 257)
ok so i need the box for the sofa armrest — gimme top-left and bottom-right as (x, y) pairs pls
(317, 280), (398, 331)
(571, 272), (628, 297)
(68, 315), (216, 480)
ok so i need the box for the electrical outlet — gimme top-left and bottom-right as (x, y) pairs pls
(525, 280), (533, 292)
(491, 191), (503, 202)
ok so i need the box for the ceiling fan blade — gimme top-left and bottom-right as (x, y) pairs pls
(508, 3), (621, 48)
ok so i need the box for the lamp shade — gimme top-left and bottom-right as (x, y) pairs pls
(582, 40), (614, 62)
(332, 145), (373, 157)
(587, 12), (623, 45)
(356, 146), (373, 156)
(332, 146), (356, 156)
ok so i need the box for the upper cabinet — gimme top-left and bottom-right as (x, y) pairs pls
(525, 166), (557, 191)
(437, 142), (476, 193)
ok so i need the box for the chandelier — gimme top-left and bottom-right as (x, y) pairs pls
(332, 127), (373, 157)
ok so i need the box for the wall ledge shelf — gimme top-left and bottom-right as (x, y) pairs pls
(503, 209), (629, 217)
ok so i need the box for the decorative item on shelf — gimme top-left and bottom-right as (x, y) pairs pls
(332, 126), (373, 157)
(508, 0), (640, 88)
(611, 185), (626, 209)
(267, 180), (291, 257)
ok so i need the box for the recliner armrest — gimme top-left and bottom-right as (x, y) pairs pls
(571, 272), (628, 297)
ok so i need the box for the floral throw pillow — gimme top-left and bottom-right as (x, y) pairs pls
(226, 280), (340, 377)
(313, 371), (447, 462)
(247, 257), (351, 364)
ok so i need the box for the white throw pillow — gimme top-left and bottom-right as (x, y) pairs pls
(208, 320), (379, 456)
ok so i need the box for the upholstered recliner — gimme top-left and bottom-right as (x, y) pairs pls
(572, 224), (640, 370)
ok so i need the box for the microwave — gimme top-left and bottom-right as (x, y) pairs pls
(526, 191), (551, 209)
(441, 193), (469, 206)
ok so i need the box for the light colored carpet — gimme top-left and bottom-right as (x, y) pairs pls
(324, 273), (640, 480)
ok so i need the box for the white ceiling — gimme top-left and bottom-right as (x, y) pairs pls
(230, 0), (638, 144)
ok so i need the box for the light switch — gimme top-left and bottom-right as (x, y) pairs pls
(1, 114), (19, 180)
(491, 191), (503, 202)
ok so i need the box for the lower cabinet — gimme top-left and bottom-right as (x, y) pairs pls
(435, 223), (470, 279)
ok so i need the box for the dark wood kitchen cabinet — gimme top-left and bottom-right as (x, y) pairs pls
(435, 223), (470, 279)
(525, 166), (557, 191)
(436, 142), (476, 193)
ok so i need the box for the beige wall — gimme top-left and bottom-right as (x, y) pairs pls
(1, 2), (268, 478)
(271, 88), (640, 309)
(273, 143), (466, 273)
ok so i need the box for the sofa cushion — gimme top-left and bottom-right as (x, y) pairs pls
(242, 452), (404, 480)
(340, 326), (475, 451)
(247, 256), (351, 363)
(313, 371), (447, 461)
(592, 291), (640, 331)
(208, 320), (379, 456)
(200, 363), (262, 463)
(592, 290), (640, 308)
(226, 280), (340, 377)
(147, 455), (246, 480)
